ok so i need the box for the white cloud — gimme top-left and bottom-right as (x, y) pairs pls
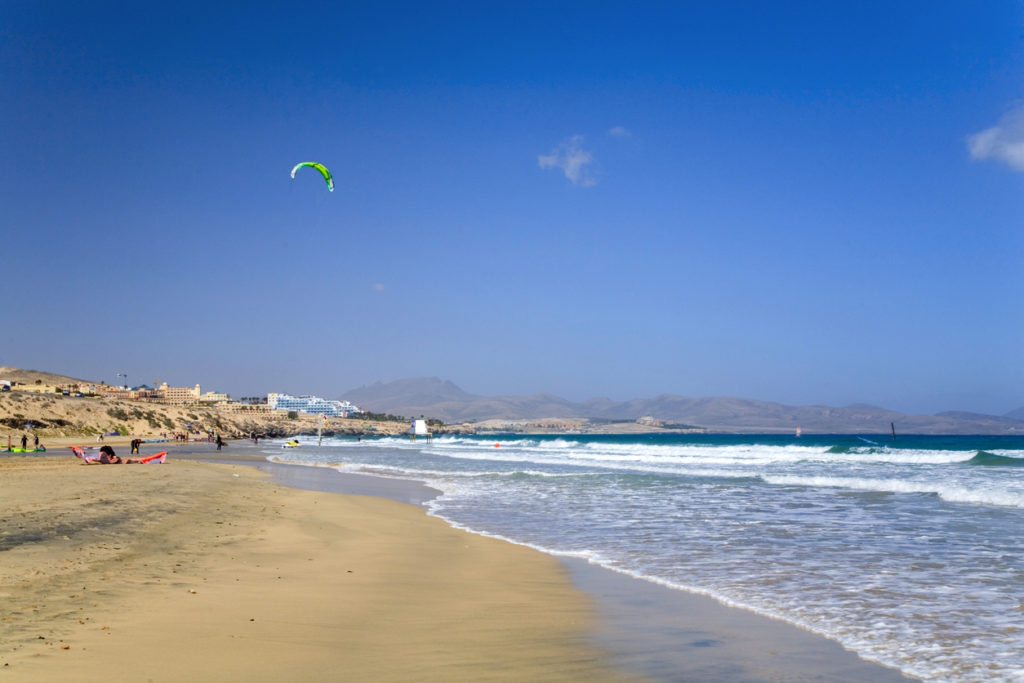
(608, 126), (631, 137)
(538, 135), (596, 187)
(967, 106), (1024, 172)
(373, 283), (385, 292)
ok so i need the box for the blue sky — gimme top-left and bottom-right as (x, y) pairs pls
(3, 1), (1022, 414)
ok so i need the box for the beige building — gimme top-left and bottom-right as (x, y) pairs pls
(157, 383), (202, 404)
(6, 379), (229, 405)
(93, 385), (136, 399)
(17, 383), (61, 395)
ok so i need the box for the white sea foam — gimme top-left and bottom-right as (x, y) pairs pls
(762, 474), (1024, 508)
(418, 438), (977, 470)
(991, 449), (1024, 459)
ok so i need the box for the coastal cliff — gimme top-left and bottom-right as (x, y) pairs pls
(0, 390), (420, 442)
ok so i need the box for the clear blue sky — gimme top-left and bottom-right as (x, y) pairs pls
(3, 1), (1022, 415)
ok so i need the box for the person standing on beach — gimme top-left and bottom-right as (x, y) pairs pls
(21, 434), (27, 449)
(33, 434), (39, 448)
(216, 434), (224, 450)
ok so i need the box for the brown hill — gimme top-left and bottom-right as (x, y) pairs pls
(0, 391), (412, 443)
(0, 366), (96, 387)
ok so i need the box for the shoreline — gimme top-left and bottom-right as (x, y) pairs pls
(4, 441), (914, 681)
(182, 441), (913, 681)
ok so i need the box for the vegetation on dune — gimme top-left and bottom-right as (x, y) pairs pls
(349, 411), (408, 423)
(1, 416), (74, 429)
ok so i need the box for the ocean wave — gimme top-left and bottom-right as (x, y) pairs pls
(831, 450), (974, 465)
(269, 455), (612, 481)
(423, 442), (973, 472)
(290, 436), (989, 469)
(967, 450), (1024, 467)
(763, 474), (1024, 509)
(437, 438), (974, 466)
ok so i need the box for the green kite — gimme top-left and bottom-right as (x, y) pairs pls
(290, 162), (334, 192)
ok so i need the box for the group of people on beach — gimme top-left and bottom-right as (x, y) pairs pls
(5, 434), (42, 451)
(166, 430), (223, 443)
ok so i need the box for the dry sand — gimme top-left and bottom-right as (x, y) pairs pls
(0, 454), (627, 682)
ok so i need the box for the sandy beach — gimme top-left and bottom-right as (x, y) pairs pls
(1, 442), (914, 682)
(0, 450), (624, 682)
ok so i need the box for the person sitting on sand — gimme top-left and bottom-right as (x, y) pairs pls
(97, 445), (144, 465)
(98, 445), (122, 463)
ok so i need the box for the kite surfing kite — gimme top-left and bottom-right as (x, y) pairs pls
(290, 162), (334, 192)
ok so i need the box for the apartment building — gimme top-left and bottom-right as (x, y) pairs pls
(266, 393), (360, 417)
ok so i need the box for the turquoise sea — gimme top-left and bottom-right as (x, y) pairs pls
(268, 433), (1024, 681)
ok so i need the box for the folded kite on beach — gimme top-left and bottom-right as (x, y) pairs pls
(70, 446), (167, 464)
(71, 445), (98, 462)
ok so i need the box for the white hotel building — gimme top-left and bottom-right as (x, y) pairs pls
(267, 393), (360, 417)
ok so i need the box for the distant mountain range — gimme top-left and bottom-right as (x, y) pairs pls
(1006, 407), (1024, 421)
(4, 366), (1020, 435)
(342, 377), (1024, 434)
